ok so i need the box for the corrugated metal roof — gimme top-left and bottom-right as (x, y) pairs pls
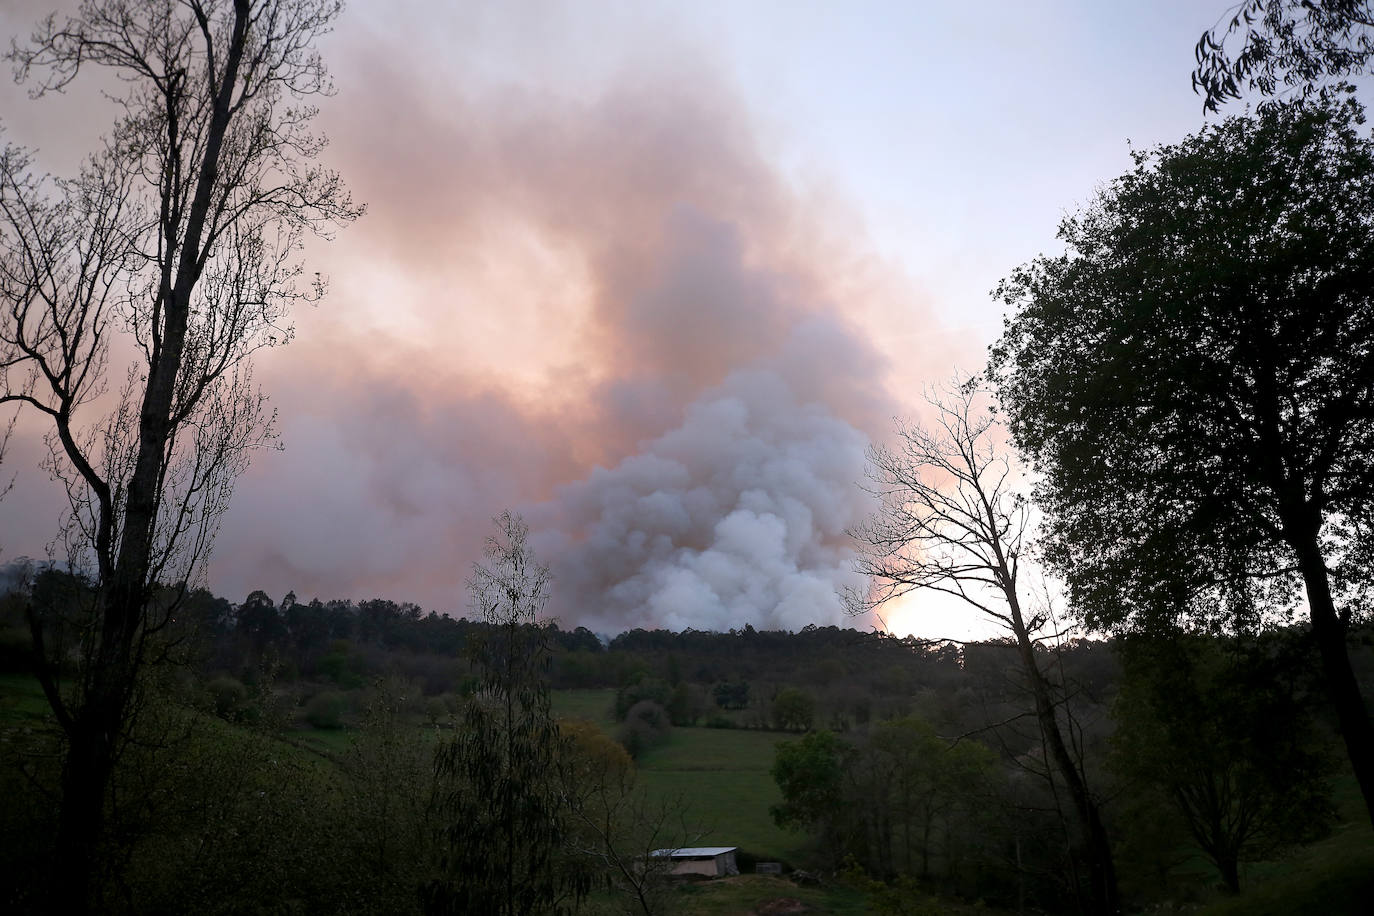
(650, 846), (737, 858)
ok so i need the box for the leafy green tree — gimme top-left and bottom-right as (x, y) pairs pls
(237, 590), (285, 658)
(666, 681), (707, 726)
(771, 729), (856, 861)
(617, 699), (672, 759)
(1, 2), (359, 908)
(992, 93), (1374, 824)
(206, 675), (249, 721)
(712, 679), (750, 710)
(772, 687), (816, 732)
(425, 512), (590, 915)
(1111, 633), (1334, 893)
(614, 677), (671, 720)
(859, 718), (996, 882)
(771, 719), (999, 888)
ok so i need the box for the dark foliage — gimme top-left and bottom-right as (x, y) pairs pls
(423, 513), (591, 916)
(1195, 1), (1374, 111)
(1112, 630), (1335, 891)
(993, 92), (1374, 824)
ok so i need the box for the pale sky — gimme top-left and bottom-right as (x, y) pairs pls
(0, 1), (1228, 640)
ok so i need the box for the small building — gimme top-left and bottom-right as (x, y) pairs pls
(650, 846), (740, 878)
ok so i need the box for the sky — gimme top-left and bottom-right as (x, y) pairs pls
(0, 0), (1229, 639)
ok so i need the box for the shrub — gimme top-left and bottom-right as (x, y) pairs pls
(424, 696), (449, 727)
(319, 640), (365, 689)
(304, 691), (347, 729)
(616, 700), (671, 759)
(667, 682), (707, 726)
(613, 678), (671, 721)
(206, 676), (249, 721)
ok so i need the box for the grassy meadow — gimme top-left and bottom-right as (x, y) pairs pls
(551, 687), (804, 863)
(634, 727), (801, 864)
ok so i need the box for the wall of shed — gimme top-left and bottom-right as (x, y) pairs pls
(666, 851), (739, 877)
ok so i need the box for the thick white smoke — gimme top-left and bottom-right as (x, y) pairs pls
(533, 367), (876, 634)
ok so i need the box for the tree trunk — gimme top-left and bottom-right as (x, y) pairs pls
(1014, 629), (1119, 915)
(1218, 853), (1241, 895)
(47, 577), (147, 914)
(51, 696), (120, 913)
(1295, 539), (1374, 826)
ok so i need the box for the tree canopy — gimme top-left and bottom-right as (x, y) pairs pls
(1196, 1), (1374, 111)
(991, 92), (1374, 822)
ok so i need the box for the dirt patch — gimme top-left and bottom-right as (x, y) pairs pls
(753, 898), (810, 915)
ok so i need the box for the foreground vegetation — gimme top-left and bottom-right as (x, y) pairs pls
(5, 662), (1373, 914)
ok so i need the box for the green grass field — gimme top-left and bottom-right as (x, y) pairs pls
(0, 672), (51, 727)
(551, 687), (618, 729)
(634, 725), (806, 864)
(548, 688), (806, 862)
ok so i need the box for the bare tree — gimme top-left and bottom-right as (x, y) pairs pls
(0, 1), (359, 909)
(846, 381), (1118, 916)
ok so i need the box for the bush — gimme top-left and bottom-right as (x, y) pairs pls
(424, 696), (449, 727)
(667, 682), (707, 726)
(319, 640), (366, 689)
(772, 687), (816, 732)
(206, 676), (249, 721)
(616, 700), (671, 759)
(614, 677), (671, 721)
(304, 690), (347, 729)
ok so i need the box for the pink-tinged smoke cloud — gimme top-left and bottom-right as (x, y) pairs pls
(0, 5), (967, 634)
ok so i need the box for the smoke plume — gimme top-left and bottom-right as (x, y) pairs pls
(0, 3), (960, 633)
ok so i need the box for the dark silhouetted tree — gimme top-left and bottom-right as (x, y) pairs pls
(1, 1), (359, 908)
(992, 93), (1374, 826)
(1111, 631), (1333, 892)
(1195, 1), (1374, 111)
